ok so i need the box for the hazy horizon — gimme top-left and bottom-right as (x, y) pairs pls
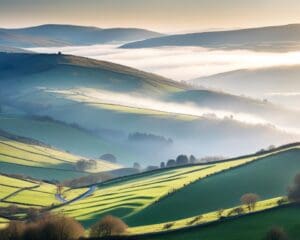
(1, 0), (300, 33)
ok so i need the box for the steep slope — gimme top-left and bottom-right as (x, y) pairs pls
(121, 24), (300, 51)
(0, 24), (163, 47)
(192, 65), (300, 110)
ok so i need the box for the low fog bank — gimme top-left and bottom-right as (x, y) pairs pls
(27, 45), (300, 81)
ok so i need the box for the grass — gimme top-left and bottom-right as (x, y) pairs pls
(0, 134), (120, 181)
(0, 174), (87, 208)
(56, 148), (281, 227)
(0, 115), (128, 161)
(53, 144), (300, 229)
(125, 148), (300, 226)
(129, 197), (284, 234)
(140, 204), (300, 240)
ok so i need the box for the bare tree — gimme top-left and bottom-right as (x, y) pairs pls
(241, 193), (260, 211)
(90, 215), (128, 237)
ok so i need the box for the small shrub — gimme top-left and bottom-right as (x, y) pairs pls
(163, 223), (174, 230)
(188, 215), (202, 225)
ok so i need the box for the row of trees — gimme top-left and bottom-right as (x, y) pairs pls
(162, 155), (197, 168)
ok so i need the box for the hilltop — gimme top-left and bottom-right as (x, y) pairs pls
(0, 24), (163, 48)
(121, 24), (300, 51)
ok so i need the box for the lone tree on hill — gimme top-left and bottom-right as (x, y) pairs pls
(90, 215), (128, 238)
(241, 193), (260, 211)
(288, 173), (300, 202)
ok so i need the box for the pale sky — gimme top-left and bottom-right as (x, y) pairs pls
(1, 0), (300, 33)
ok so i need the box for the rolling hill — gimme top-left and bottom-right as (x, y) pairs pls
(121, 24), (300, 51)
(0, 130), (121, 181)
(1, 143), (300, 238)
(192, 65), (300, 110)
(0, 24), (163, 48)
(0, 52), (299, 166)
(139, 204), (300, 240)
(55, 143), (300, 228)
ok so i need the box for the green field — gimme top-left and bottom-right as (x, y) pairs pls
(140, 205), (300, 240)
(56, 147), (291, 227)
(0, 133), (120, 181)
(0, 115), (130, 161)
(0, 174), (58, 208)
(0, 174), (87, 210)
(126, 148), (300, 226)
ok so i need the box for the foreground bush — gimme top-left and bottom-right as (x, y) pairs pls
(90, 215), (128, 237)
(264, 227), (289, 240)
(0, 213), (84, 240)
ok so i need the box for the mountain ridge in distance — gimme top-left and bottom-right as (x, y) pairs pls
(0, 24), (164, 48)
(121, 23), (300, 51)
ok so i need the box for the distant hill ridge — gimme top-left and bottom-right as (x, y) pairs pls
(0, 24), (164, 48)
(121, 23), (300, 51)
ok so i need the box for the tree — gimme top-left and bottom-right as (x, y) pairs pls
(76, 159), (97, 171)
(0, 221), (25, 240)
(264, 227), (289, 240)
(166, 159), (176, 168)
(90, 215), (128, 237)
(176, 155), (189, 166)
(100, 154), (117, 163)
(288, 173), (300, 202)
(189, 155), (197, 164)
(133, 162), (141, 170)
(241, 193), (260, 211)
(160, 162), (165, 168)
(40, 214), (84, 240)
(26, 208), (41, 222)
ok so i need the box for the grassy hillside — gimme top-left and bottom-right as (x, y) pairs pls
(1, 53), (299, 166)
(0, 174), (59, 208)
(0, 115), (131, 160)
(139, 205), (300, 240)
(0, 24), (163, 47)
(0, 130), (121, 181)
(126, 147), (300, 226)
(121, 24), (300, 51)
(56, 145), (299, 227)
(192, 65), (300, 110)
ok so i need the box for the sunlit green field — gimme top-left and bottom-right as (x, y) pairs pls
(0, 175), (56, 208)
(140, 204), (300, 240)
(56, 145), (300, 229)
(126, 148), (300, 226)
(0, 135), (120, 181)
(129, 197), (285, 234)
(56, 150), (279, 227)
(0, 174), (86, 209)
